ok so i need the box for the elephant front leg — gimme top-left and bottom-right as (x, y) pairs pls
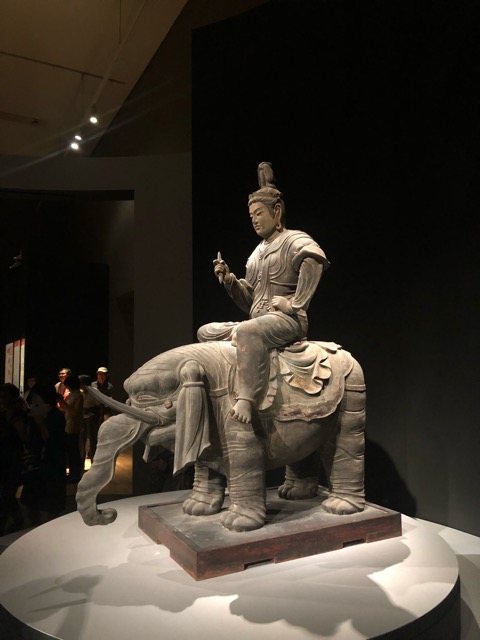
(220, 417), (267, 532)
(278, 450), (321, 500)
(182, 463), (226, 516)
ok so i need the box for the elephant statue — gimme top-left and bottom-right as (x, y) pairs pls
(76, 338), (366, 532)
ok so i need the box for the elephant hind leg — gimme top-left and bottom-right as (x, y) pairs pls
(322, 360), (366, 515)
(182, 463), (226, 516)
(278, 450), (320, 500)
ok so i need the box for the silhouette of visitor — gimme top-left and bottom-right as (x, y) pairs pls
(57, 374), (84, 482)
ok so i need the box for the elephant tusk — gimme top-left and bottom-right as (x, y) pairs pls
(87, 386), (159, 425)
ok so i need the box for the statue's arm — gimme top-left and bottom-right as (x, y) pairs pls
(273, 240), (329, 315)
(290, 257), (324, 313)
(290, 241), (329, 312)
(213, 252), (253, 315)
(225, 275), (253, 315)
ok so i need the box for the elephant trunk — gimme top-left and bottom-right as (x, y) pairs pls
(76, 414), (153, 525)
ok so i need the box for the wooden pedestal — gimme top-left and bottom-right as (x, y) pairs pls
(138, 487), (402, 581)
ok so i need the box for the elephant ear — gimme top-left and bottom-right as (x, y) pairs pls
(173, 360), (210, 475)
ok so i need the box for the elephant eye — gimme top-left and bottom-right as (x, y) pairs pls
(158, 371), (177, 394)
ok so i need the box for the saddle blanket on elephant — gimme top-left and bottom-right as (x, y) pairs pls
(218, 339), (355, 422)
(270, 340), (355, 421)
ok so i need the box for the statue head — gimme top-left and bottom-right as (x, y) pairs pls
(248, 162), (286, 228)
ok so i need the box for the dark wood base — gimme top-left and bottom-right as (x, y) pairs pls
(138, 487), (402, 580)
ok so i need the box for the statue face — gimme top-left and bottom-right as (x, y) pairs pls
(249, 202), (281, 239)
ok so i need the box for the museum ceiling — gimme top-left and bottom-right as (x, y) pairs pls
(0, 0), (188, 159)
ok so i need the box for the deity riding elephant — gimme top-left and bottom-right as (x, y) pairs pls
(76, 339), (366, 532)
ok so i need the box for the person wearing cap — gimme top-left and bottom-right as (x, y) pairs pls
(198, 162), (329, 425)
(91, 367), (115, 426)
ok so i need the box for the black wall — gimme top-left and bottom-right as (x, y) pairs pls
(1, 193), (109, 386)
(192, 0), (480, 534)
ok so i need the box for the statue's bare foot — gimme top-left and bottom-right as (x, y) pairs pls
(278, 480), (318, 500)
(322, 496), (361, 515)
(230, 399), (252, 424)
(220, 503), (265, 532)
(183, 490), (224, 516)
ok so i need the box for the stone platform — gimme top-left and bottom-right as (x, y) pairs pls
(138, 487), (402, 580)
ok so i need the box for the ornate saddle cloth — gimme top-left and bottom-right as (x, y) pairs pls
(218, 339), (355, 423)
(266, 340), (354, 422)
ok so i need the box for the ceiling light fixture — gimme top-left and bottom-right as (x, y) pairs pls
(89, 106), (98, 124)
(70, 141), (80, 150)
(74, 133), (82, 141)
(80, 1), (147, 136)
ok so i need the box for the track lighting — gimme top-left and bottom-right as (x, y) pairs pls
(69, 131), (83, 151)
(69, 105), (98, 152)
(89, 105), (98, 124)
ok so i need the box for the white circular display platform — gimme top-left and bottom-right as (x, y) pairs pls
(0, 491), (460, 640)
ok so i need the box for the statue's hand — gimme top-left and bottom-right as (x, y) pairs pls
(213, 252), (232, 284)
(271, 296), (294, 314)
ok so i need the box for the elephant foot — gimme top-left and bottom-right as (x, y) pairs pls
(220, 503), (265, 532)
(182, 490), (224, 516)
(322, 496), (362, 515)
(278, 479), (318, 500)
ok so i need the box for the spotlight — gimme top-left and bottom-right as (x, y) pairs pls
(74, 133), (82, 141)
(70, 141), (80, 150)
(89, 105), (98, 124)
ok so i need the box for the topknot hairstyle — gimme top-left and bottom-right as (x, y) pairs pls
(248, 162), (286, 226)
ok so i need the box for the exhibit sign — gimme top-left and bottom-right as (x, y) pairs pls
(3, 338), (25, 392)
